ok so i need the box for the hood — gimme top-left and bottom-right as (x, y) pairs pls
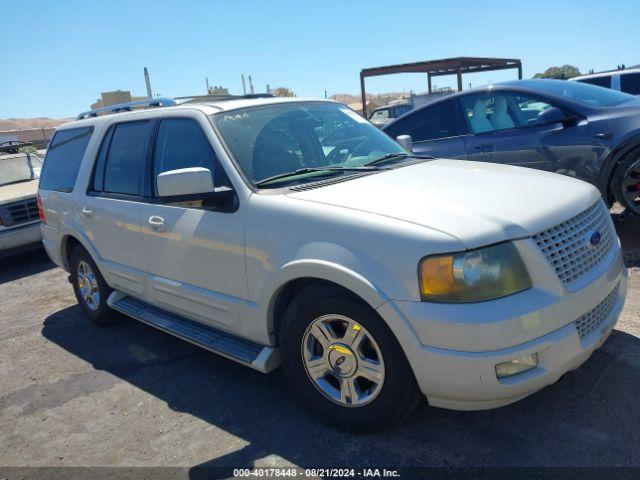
(286, 160), (600, 249)
(0, 179), (39, 205)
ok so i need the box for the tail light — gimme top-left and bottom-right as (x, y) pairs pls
(37, 193), (47, 225)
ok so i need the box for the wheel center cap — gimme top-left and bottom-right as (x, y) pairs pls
(328, 344), (357, 377)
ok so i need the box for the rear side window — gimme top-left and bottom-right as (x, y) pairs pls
(620, 73), (640, 95)
(40, 127), (93, 192)
(385, 100), (467, 142)
(576, 76), (611, 88)
(103, 121), (150, 196)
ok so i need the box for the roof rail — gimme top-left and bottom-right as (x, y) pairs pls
(76, 97), (177, 120)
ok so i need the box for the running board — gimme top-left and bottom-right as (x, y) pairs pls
(107, 292), (279, 373)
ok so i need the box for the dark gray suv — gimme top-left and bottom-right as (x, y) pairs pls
(383, 79), (640, 219)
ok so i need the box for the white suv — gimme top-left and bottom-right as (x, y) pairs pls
(38, 96), (627, 431)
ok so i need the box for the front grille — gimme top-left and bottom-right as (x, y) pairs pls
(2, 197), (39, 227)
(575, 283), (620, 339)
(533, 201), (613, 285)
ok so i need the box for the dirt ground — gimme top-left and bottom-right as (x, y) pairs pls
(0, 213), (639, 473)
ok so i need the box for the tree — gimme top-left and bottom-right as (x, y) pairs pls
(272, 87), (295, 97)
(533, 65), (582, 80)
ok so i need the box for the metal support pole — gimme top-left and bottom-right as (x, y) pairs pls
(456, 67), (463, 92)
(241, 74), (247, 95)
(517, 64), (523, 79)
(360, 74), (367, 117)
(428, 73), (432, 94)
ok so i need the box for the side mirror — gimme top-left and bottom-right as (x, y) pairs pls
(157, 167), (214, 198)
(536, 107), (570, 127)
(396, 134), (413, 153)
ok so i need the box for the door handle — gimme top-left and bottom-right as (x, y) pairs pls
(80, 206), (94, 217)
(148, 215), (166, 232)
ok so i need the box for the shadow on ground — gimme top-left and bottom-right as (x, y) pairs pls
(42, 304), (640, 469)
(0, 248), (54, 284)
(31, 213), (639, 469)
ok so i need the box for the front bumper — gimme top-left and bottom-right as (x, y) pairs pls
(378, 247), (628, 411)
(0, 221), (42, 257)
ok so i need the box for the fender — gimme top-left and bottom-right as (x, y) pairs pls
(598, 130), (640, 203)
(259, 258), (390, 336)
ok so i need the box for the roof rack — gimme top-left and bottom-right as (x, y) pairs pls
(174, 93), (274, 104)
(76, 97), (177, 120)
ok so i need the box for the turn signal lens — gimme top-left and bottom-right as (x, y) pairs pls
(419, 242), (531, 302)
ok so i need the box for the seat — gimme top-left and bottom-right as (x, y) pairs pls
(469, 100), (495, 134)
(252, 130), (302, 182)
(489, 96), (515, 130)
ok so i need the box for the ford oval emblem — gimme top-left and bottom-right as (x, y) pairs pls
(587, 230), (602, 248)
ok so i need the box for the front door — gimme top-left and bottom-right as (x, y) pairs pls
(461, 92), (594, 179)
(139, 115), (246, 333)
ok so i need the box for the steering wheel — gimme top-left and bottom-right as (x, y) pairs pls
(326, 144), (349, 164)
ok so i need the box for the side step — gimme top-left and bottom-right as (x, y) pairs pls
(107, 292), (280, 373)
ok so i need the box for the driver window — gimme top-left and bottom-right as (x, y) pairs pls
(153, 118), (218, 208)
(154, 118), (217, 178)
(510, 94), (553, 126)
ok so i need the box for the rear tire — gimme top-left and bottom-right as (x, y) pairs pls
(278, 284), (421, 432)
(69, 246), (120, 326)
(612, 151), (640, 220)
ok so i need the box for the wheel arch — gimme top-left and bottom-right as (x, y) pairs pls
(262, 260), (390, 345)
(59, 232), (101, 273)
(600, 133), (640, 205)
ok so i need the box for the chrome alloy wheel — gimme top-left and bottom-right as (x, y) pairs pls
(77, 260), (100, 311)
(622, 158), (640, 214)
(301, 314), (385, 407)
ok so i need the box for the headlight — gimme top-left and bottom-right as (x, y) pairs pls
(419, 242), (531, 302)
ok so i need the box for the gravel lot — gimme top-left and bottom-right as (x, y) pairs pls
(1, 213), (639, 472)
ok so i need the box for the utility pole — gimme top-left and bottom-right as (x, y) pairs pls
(241, 74), (247, 95)
(248, 75), (255, 94)
(144, 67), (153, 99)
(206, 77), (210, 93)
(266, 84), (271, 94)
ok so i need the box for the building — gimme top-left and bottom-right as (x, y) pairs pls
(90, 90), (148, 110)
(207, 86), (230, 95)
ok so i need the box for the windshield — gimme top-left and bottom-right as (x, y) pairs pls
(0, 153), (43, 187)
(529, 80), (636, 107)
(213, 102), (405, 187)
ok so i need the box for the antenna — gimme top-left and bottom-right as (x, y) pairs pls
(144, 67), (153, 99)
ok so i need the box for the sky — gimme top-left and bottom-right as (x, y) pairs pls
(2, 0), (639, 119)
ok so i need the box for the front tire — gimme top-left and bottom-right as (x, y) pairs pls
(612, 151), (640, 220)
(278, 284), (421, 432)
(69, 246), (120, 326)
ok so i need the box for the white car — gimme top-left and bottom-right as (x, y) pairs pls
(570, 67), (640, 96)
(0, 152), (44, 257)
(38, 96), (627, 431)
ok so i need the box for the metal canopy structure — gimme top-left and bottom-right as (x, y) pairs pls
(359, 56), (523, 116)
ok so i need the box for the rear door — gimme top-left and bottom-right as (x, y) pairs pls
(383, 99), (469, 159)
(138, 114), (246, 333)
(79, 120), (151, 297)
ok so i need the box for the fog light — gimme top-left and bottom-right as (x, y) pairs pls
(495, 353), (538, 379)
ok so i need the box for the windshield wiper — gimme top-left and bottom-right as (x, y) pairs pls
(364, 152), (431, 167)
(255, 166), (387, 187)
